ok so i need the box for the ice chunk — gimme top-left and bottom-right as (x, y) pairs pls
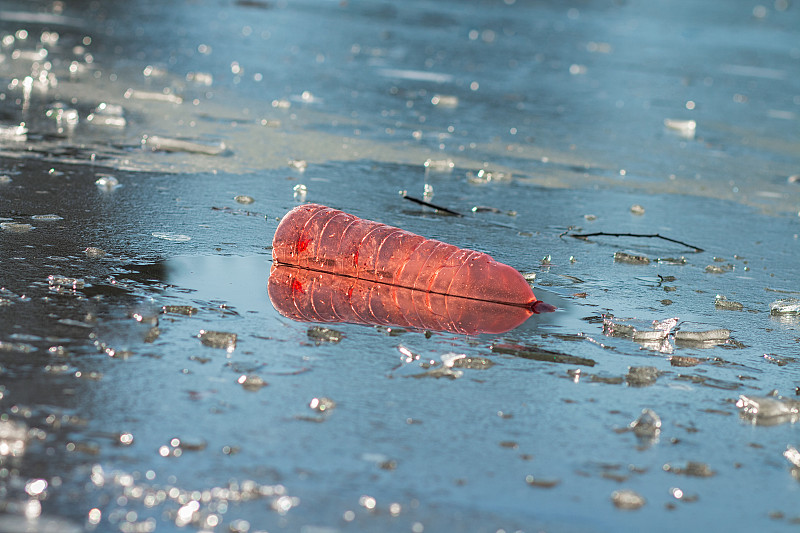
(288, 159), (307, 171)
(736, 394), (800, 426)
(630, 408), (661, 438)
(626, 366), (660, 387)
(715, 295), (743, 310)
(467, 168), (512, 184)
(237, 374), (267, 390)
(611, 489), (646, 510)
(309, 397), (336, 412)
(87, 103), (126, 128)
(664, 118), (696, 139)
(31, 214), (63, 221)
(293, 184), (307, 200)
(234, 195), (254, 204)
(629, 204), (645, 215)
(424, 158), (454, 173)
(0, 419), (28, 457)
(152, 232), (191, 242)
(198, 330), (237, 351)
(124, 88), (183, 104)
(143, 135), (226, 155)
(431, 94), (459, 107)
(0, 222), (34, 232)
(770, 298), (800, 315)
(614, 251), (649, 264)
(95, 175), (120, 191)
(307, 326), (343, 344)
(48, 275), (85, 290)
(0, 123), (28, 141)
(674, 329), (730, 342)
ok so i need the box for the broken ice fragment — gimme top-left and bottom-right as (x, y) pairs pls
(664, 118), (696, 139)
(48, 275), (85, 290)
(31, 214), (63, 221)
(237, 374), (267, 390)
(309, 397), (336, 412)
(124, 89), (183, 104)
(0, 123), (28, 141)
(198, 330), (237, 351)
(0, 419), (29, 457)
(770, 298), (800, 315)
(611, 489), (646, 510)
(431, 94), (459, 107)
(629, 204), (645, 215)
(663, 461), (715, 477)
(630, 408), (661, 439)
(87, 103), (126, 128)
(84, 247), (106, 258)
(674, 329), (730, 344)
(784, 445), (800, 468)
(424, 158), (454, 172)
(307, 326), (343, 344)
(0, 222), (34, 233)
(736, 394), (800, 426)
(234, 195), (254, 204)
(614, 252), (649, 264)
(626, 366), (660, 387)
(143, 135), (226, 155)
(293, 184), (307, 200)
(162, 305), (198, 316)
(714, 295), (743, 310)
(288, 159), (308, 171)
(95, 175), (120, 191)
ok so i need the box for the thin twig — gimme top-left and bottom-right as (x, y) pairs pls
(401, 194), (463, 217)
(568, 231), (704, 253)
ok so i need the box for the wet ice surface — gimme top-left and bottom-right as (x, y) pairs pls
(1, 0), (799, 532)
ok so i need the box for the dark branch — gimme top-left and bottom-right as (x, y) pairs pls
(567, 231), (704, 253)
(401, 194), (464, 217)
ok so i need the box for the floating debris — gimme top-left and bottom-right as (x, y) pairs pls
(234, 195), (254, 204)
(611, 489), (646, 510)
(162, 305), (198, 316)
(0, 222), (34, 233)
(237, 374), (267, 390)
(31, 214), (63, 221)
(198, 330), (237, 351)
(770, 298), (800, 315)
(736, 394), (800, 426)
(630, 204), (645, 215)
(84, 247), (106, 258)
(424, 158), (454, 172)
(309, 397), (336, 412)
(143, 135), (226, 155)
(86, 103), (126, 128)
(663, 461), (715, 477)
(95, 175), (121, 191)
(307, 326), (343, 344)
(714, 295), (743, 311)
(614, 252), (650, 265)
(48, 275), (85, 290)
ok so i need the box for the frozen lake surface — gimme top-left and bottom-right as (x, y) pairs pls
(0, 1), (799, 532)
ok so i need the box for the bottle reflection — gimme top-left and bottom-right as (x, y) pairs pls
(268, 264), (553, 335)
